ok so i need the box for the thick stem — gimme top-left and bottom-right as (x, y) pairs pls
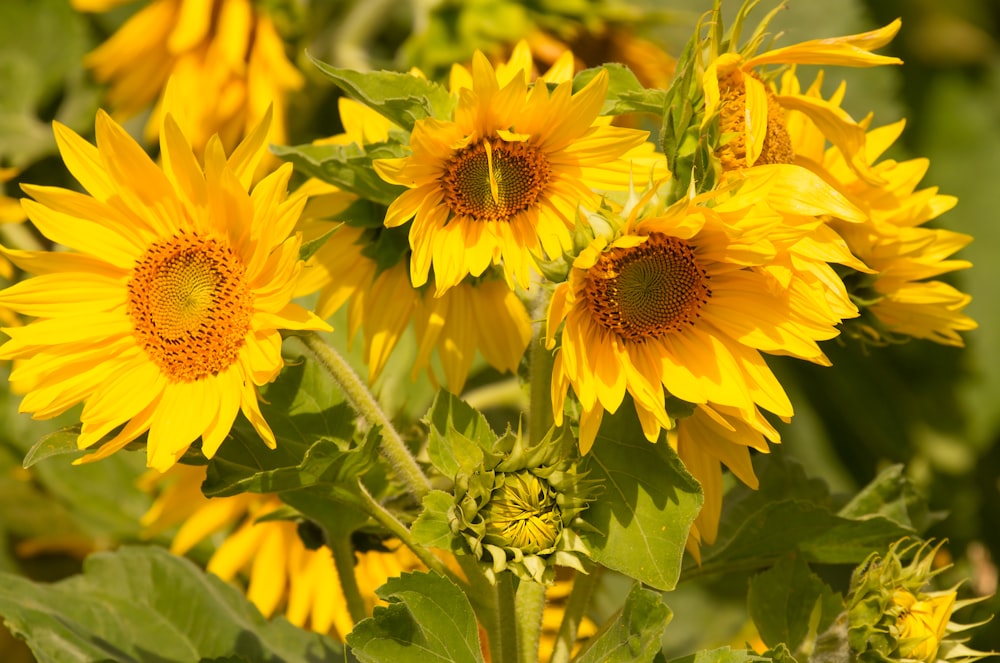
(515, 579), (547, 663)
(327, 530), (369, 626)
(527, 287), (555, 444)
(495, 572), (520, 663)
(294, 331), (431, 501)
(549, 566), (601, 663)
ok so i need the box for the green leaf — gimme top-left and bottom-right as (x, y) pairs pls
(272, 141), (409, 207)
(747, 556), (843, 653)
(573, 64), (667, 116)
(694, 454), (917, 575)
(581, 401), (703, 591)
(424, 391), (493, 479)
(411, 490), (459, 550)
(305, 54), (455, 132)
(0, 546), (341, 663)
(346, 571), (485, 663)
(202, 350), (357, 496)
(835, 463), (931, 531)
(668, 646), (768, 663)
(21, 426), (82, 468)
(574, 583), (672, 663)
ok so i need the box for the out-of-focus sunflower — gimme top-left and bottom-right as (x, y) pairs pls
(374, 51), (650, 295)
(140, 464), (426, 640)
(294, 97), (533, 394)
(73, 0), (303, 164)
(0, 106), (328, 471)
(545, 166), (865, 451)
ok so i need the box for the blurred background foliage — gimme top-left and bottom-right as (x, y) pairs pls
(0, 0), (998, 659)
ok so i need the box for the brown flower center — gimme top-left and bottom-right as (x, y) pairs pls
(442, 139), (551, 222)
(716, 70), (794, 171)
(127, 231), (253, 382)
(584, 233), (710, 341)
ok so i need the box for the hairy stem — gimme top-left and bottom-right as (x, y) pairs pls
(549, 565), (601, 663)
(294, 331), (430, 501)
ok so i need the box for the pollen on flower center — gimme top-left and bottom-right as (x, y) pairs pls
(716, 70), (794, 170)
(482, 470), (562, 555)
(584, 233), (711, 342)
(442, 138), (552, 223)
(127, 230), (254, 382)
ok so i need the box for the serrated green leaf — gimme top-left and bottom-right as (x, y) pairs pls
(835, 464), (929, 531)
(572, 64), (666, 115)
(346, 571), (484, 663)
(574, 583), (672, 663)
(411, 490), (459, 550)
(305, 55), (454, 132)
(581, 401), (703, 591)
(21, 426), (82, 468)
(272, 141), (408, 207)
(747, 556), (843, 653)
(424, 391), (493, 479)
(0, 546), (341, 663)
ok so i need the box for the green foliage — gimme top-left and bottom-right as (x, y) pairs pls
(573, 583), (672, 663)
(0, 546), (342, 663)
(346, 571), (485, 663)
(581, 403), (704, 592)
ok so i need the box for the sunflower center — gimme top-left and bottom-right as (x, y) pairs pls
(716, 70), (794, 171)
(127, 231), (254, 382)
(482, 471), (562, 555)
(584, 233), (710, 341)
(442, 139), (551, 222)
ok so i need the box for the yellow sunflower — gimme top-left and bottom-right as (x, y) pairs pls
(784, 76), (975, 345)
(141, 464), (426, 640)
(294, 96), (533, 393)
(545, 166), (865, 452)
(0, 107), (328, 471)
(74, 0), (303, 160)
(703, 16), (902, 181)
(374, 50), (651, 295)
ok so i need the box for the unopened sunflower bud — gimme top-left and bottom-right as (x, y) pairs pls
(448, 426), (599, 584)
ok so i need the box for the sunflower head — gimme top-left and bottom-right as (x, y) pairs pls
(448, 425), (598, 584)
(847, 538), (994, 663)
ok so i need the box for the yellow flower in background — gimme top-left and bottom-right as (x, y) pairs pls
(785, 77), (975, 346)
(294, 98), (532, 393)
(0, 167), (27, 289)
(73, 0), (303, 161)
(374, 51), (650, 295)
(0, 107), (328, 471)
(546, 166), (865, 451)
(141, 464), (426, 640)
(704, 16), (901, 180)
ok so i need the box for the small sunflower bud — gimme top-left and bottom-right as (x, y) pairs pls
(448, 426), (599, 584)
(847, 538), (994, 663)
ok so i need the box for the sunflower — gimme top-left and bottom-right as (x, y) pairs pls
(784, 76), (975, 345)
(140, 464), (426, 640)
(546, 166), (865, 452)
(702, 14), (901, 181)
(0, 107), (328, 471)
(374, 50), (651, 295)
(73, 0), (303, 159)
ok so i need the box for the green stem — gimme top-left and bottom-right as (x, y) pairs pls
(327, 530), (369, 626)
(294, 331), (431, 501)
(515, 579), (547, 663)
(549, 565), (601, 663)
(495, 572), (519, 663)
(527, 287), (555, 444)
(355, 480), (459, 584)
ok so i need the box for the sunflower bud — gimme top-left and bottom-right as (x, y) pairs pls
(448, 425), (599, 584)
(847, 538), (994, 663)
